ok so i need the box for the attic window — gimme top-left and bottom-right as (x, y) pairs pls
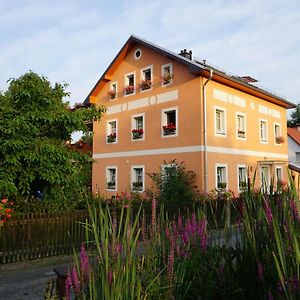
(134, 49), (142, 60)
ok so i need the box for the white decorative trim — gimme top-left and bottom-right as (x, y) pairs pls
(157, 90), (178, 104)
(93, 145), (288, 160)
(128, 97), (149, 110)
(106, 90), (178, 115)
(213, 89), (245, 108)
(107, 104), (122, 115)
(258, 104), (281, 119)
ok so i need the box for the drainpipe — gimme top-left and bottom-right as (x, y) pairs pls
(203, 69), (213, 193)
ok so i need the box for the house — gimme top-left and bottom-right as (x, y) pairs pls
(287, 126), (300, 192)
(84, 35), (295, 197)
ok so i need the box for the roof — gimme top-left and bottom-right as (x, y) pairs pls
(288, 127), (300, 145)
(84, 35), (296, 109)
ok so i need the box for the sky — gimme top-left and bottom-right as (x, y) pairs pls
(1, 0), (300, 110)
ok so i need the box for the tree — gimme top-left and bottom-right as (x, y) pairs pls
(287, 103), (300, 127)
(0, 71), (105, 202)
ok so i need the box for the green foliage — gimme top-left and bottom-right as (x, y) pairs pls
(146, 160), (200, 204)
(287, 103), (300, 127)
(0, 71), (106, 204)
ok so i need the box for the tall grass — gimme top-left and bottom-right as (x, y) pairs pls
(65, 180), (300, 299)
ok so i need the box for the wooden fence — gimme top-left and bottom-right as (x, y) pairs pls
(0, 210), (89, 264)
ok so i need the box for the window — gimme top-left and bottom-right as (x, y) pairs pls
(275, 167), (283, 181)
(134, 48), (142, 60)
(161, 63), (173, 86)
(215, 107), (226, 136)
(296, 152), (300, 162)
(131, 166), (144, 192)
(106, 119), (117, 143)
(236, 113), (246, 139)
(140, 66), (153, 91)
(274, 123), (282, 144)
(162, 107), (178, 137)
(260, 165), (270, 192)
(108, 82), (117, 100)
(260, 119), (268, 143)
(216, 164), (228, 189)
(131, 113), (145, 141)
(106, 167), (117, 190)
(237, 165), (247, 192)
(124, 72), (135, 95)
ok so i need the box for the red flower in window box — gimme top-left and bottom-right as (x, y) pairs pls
(140, 79), (152, 90)
(276, 136), (285, 144)
(132, 128), (144, 139)
(124, 85), (135, 95)
(107, 89), (116, 99)
(107, 133), (117, 143)
(161, 73), (174, 85)
(162, 123), (176, 135)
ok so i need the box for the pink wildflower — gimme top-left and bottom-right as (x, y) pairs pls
(108, 270), (113, 287)
(65, 272), (73, 300)
(80, 244), (89, 281)
(72, 266), (80, 294)
(264, 200), (273, 225)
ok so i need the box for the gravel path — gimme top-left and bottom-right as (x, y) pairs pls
(0, 255), (73, 300)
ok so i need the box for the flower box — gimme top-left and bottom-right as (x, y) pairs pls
(107, 133), (116, 143)
(124, 85), (135, 95)
(140, 80), (152, 90)
(217, 182), (227, 189)
(238, 130), (245, 137)
(162, 73), (174, 85)
(107, 90), (116, 99)
(132, 182), (143, 191)
(276, 136), (285, 144)
(132, 128), (144, 140)
(162, 123), (176, 135)
(107, 181), (116, 189)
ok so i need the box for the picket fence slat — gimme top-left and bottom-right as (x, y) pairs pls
(0, 210), (89, 264)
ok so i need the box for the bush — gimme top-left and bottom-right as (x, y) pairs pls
(146, 160), (200, 205)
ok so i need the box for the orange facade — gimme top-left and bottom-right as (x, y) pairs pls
(86, 36), (295, 198)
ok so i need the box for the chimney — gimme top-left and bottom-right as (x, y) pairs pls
(179, 49), (192, 60)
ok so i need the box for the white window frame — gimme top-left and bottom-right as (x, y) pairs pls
(274, 123), (282, 145)
(134, 48), (142, 60)
(131, 113), (145, 141)
(296, 152), (300, 162)
(124, 71), (136, 97)
(108, 81), (118, 100)
(106, 119), (118, 144)
(131, 165), (145, 192)
(161, 63), (173, 87)
(215, 163), (228, 189)
(237, 164), (247, 192)
(259, 118), (268, 143)
(260, 165), (270, 192)
(161, 106), (178, 138)
(214, 106), (226, 137)
(140, 65), (153, 93)
(236, 112), (246, 140)
(106, 166), (117, 191)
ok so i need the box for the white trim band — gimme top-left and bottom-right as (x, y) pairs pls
(93, 145), (288, 160)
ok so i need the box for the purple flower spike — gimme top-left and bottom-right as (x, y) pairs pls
(72, 266), (80, 295)
(65, 272), (73, 300)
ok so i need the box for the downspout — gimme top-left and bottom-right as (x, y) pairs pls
(203, 69), (213, 193)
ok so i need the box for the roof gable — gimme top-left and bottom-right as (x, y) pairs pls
(84, 35), (296, 109)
